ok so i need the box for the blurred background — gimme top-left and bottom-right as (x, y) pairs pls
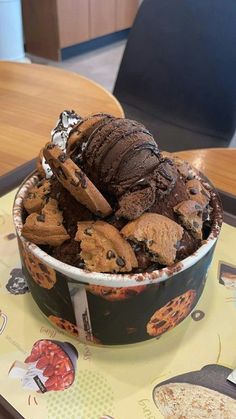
(0, 0), (142, 92)
(0, 0), (235, 148)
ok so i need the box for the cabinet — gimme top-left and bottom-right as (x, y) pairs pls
(116, 0), (139, 31)
(90, 0), (116, 39)
(22, 0), (139, 61)
(57, 0), (90, 48)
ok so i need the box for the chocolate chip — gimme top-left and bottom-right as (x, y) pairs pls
(58, 153), (68, 163)
(107, 250), (116, 259)
(189, 188), (198, 195)
(37, 214), (45, 222)
(158, 166), (173, 181)
(46, 143), (55, 149)
(187, 173), (195, 180)
(75, 171), (87, 188)
(155, 320), (166, 327)
(195, 204), (202, 211)
(193, 221), (199, 228)
(71, 179), (79, 186)
(77, 261), (85, 269)
(116, 256), (125, 267)
(84, 228), (93, 236)
(28, 193), (36, 199)
(101, 288), (113, 295)
(171, 310), (179, 318)
(58, 167), (67, 180)
(38, 263), (49, 274)
(132, 243), (142, 252)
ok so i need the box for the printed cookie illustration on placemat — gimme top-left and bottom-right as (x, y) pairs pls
(48, 316), (79, 337)
(86, 284), (147, 301)
(147, 289), (196, 337)
(22, 246), (56, 290)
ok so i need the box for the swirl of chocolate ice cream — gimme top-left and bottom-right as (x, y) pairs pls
(70, 117), (178, 220)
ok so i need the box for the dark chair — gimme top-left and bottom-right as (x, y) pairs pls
(114, 0), (236, 151)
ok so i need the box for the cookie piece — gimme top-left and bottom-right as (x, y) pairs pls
(43, 143), (112, 217)
(146, 289), (196, 337)
(115, 183), (156, 220)
(86, 284), (147, 301)
(23, 179), (51, 214)
(186, 179), (211, 207)
(67, 113), (112, 155)
(21, 246), (56, 289)
(162, 152), (192, 178)
(48, 315), (78, 337)
(174, 200), (203, 240)
(75, 220), (138, 273)
(121, 213), (183, 266)
(22, 198), (70, 246)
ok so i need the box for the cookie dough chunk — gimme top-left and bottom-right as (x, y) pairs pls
(86, 284), (147, 301)
(43, 143), (112, 217)
(174, 200), (203, 240)
(22, 198), (70, 246)
(48, 315), (79, 337)
(21, 245), (56, 289)
(146, 290), (196, 337)
(67, 113), (112, 154)
(186, 179), (211, 207)
(23, 179), (51, 214)
(75, 220), (138, 273)
(121, 213), (183, 266)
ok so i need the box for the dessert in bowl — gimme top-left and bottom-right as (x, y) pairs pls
(13, 111), (223, 345)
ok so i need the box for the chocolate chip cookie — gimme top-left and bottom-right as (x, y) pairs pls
(75, 220), (138, 273)
(22, 198), (70, 246)
(121, 213), (183, 266)
(43, 143), (112, 216)
(146, 289), (196, 337)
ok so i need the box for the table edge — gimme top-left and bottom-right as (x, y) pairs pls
(0, 160), (36, 197)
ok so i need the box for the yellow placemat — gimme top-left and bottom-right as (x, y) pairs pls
(0, 190), (235, 419)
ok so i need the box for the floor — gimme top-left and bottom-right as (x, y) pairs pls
(28, 40), (126, 93)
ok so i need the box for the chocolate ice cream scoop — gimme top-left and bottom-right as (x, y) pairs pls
(69, 117), (178, 220)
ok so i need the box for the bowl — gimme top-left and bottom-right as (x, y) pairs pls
(13, 171), (223, 345)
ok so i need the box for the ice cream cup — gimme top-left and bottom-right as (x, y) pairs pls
(13, 171), (223, 345)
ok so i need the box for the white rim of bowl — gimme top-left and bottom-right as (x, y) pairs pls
(13, 172), (223, 287)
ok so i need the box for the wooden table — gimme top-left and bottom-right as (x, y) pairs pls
(0, 61), (124, 194)
(175, 148), (236, 197)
